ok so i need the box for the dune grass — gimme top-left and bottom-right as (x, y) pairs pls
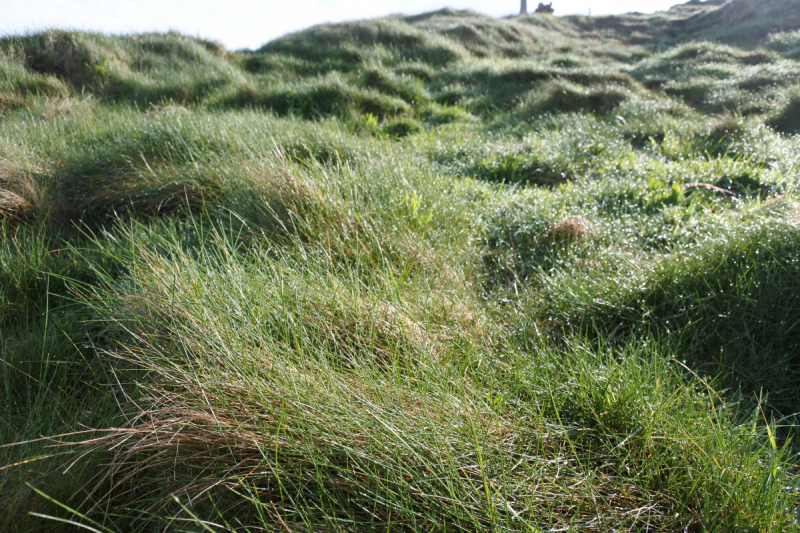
(3, 1), (800, 531)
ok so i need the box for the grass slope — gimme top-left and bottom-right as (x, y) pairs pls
(2, 0), (800, 531)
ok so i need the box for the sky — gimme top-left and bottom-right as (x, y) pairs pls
(2, 0), (683, 51)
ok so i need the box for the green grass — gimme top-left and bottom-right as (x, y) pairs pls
(3, 1), (800, 530)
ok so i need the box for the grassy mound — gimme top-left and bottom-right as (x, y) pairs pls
(769, 89), (800, 134)
(682, 0), (800, 45)
(3, 1), (800, 531)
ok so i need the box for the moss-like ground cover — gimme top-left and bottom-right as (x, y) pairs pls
(3, 1), (800, 530)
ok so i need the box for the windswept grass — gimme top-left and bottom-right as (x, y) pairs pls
(3, 1), (800, 531)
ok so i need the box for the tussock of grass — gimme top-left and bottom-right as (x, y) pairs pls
(767, 30), (800, 60)
(0, 165), (46, 225)
(525, 79), (632, 115)
(769, 89), (800, 134)
(3, 2), (800, 531)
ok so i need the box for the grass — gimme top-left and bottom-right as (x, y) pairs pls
(2, 0), (800, 530)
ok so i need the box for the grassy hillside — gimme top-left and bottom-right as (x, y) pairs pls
(3, 0), (800, 531)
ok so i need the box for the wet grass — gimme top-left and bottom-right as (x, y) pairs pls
(3, 1), (800, 531)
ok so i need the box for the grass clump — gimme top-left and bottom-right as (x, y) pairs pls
(769, 89), (800, 134)
(4, 2), (800, 531)
(767, 30), (800, 60)
(524, 79), (632, 115)
(0, 166), (40, 225)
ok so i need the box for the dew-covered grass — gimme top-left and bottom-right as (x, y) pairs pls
(3, 2), (800, 531)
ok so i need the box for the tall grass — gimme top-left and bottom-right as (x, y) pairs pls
(3, 2), (800, 530)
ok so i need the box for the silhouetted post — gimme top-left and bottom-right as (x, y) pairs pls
(520, 0), (527, 15)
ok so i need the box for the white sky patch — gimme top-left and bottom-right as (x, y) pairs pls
(2, 0), (683, 50)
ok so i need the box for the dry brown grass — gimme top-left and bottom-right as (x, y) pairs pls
(0, 93), (25, 113)
(547, 215), (592, 243)
(0, 190), (29, 227)
(39, 96), (93, 122)
(0, 164), (43, 224)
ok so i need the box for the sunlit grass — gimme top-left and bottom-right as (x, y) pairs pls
(3, 3), (800, 530)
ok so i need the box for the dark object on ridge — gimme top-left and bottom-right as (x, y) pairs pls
(520, 0), (527, 15)
(535, 2), (554, 14)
